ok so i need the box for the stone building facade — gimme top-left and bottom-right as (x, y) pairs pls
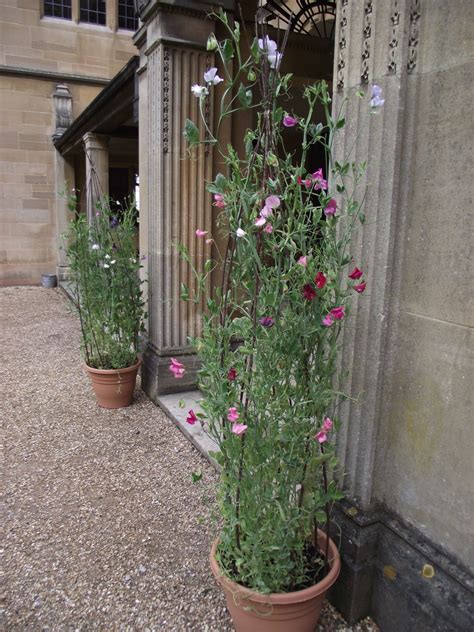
(0, 0), (137, 284)
(1, 0), (473, 630)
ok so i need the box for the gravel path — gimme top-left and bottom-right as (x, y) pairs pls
(2, 287), (378, 631)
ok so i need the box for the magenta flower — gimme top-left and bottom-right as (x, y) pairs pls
(348, 266), (363, 280)
(227, 407), (239, 422)
(283, 115), (298, 127)
(331, 306), (345, 320)
(195, 229), (207, 237)
(232, 423), (248, 436)
(297, 176), (303, 185)
(314, 272), (327, 289)
(302, 283), (317, 301)
(255, 216), (266, 227)
(324, 198), (337, 217)
(322, 313), (334, 327)
(264, 223), (273, 234)
(354, 281), (366, 293)
(186, 409), (198, 425)
(259, 316), (275, 328)
(169, 358), (185, 379)
(315, 430), (328, 444)
(227, 367), (237, 381)
(311, 168), (328, 191)
(323, 417), (333, 431)
(304, 178), (313, 188)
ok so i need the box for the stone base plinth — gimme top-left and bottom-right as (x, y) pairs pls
(329, 502), (474, 631)
(141, 341), (201, 399)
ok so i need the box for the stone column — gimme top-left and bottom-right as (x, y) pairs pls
(82, 132), (109, 223)
(52, 84), (75, 280)
(329, 0), (423, 622)
(135, 0), (231, 398)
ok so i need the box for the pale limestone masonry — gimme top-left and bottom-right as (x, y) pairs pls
(0, 0), (136, 284)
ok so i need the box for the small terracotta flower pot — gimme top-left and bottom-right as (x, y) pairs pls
(210, 530), (340, 632)
(84, 359), (141, 408)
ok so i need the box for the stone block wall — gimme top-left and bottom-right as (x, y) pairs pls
(0, 1), (136, 284)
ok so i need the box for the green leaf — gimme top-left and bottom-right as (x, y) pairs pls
(359, 212), (366, 224)
(237, 83), (252, 107)
(222, 39), (234, 63)
(215, 173), (228, 191)
(178, 399), (186, 409)
(191, 470), (203, 483)
(335, 117), (345, 129)
(183, 118), (199, 147)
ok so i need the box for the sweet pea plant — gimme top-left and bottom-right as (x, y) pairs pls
(65, 196), (146, 370)
(175, 13), (381, 594)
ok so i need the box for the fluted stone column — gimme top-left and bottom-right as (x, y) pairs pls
(329, 0), (424, 622)
(83, 132), (109, 223)
(135, 0), (232, 398)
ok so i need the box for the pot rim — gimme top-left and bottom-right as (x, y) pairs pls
(210, 529), (341, 605)
(84, 358), (141, 374)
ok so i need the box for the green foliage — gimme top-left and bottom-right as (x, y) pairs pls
(64, 197), (146, 369)
(181, 12), (368, 594)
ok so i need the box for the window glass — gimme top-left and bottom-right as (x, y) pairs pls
(118, 0), (138, 31)
(44, 0), (72, 20)
(80, 0), (106, 26)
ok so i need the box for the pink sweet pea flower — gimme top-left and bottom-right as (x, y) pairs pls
(315, 430), (327, 444)
(324, 198), (337, 216)
(354, 281), (367, 293)
(195, 229), (208, 237)
(348, 266), (363, 280)
(331, 306), (345, 320)
(314, 272), (327, 289)
(297, 176), (303, 185)
(227, 367), (237, 381)
(232, 423), (248, 436)
(302, 283), (317, 301)
(311, 168), (328, 191)
(169, 357), (185, 379)
(297, 256), (308, 267)
(264, 223), (273, 234)
(265, 195), (281, 209)
(213, 193), (226, 208)
(227, 407), (240, 422)
(283, 115), (298, 127)
(323, 417), (333, 431)
(255, 216), (266, 227)
(322, 313), (334, 327)
(186, 409), (198, 425)
(304, 178), (313, 188)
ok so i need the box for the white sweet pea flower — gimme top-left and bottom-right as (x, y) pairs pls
(103, 263), (110, 269)
(258, 36), (281, 68)
(110, 260), (116, 265)
(191, 84), (209, 98)
(104, 254), (111, 260)
(236, 228), (246, 238)
(370, 85), (385, 108)
(91, 244), (99, 250)
(203, 67), (224, 85)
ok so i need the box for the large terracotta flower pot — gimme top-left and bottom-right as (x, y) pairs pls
(210, 530), (340, 632)
(84, 359), (141, 408)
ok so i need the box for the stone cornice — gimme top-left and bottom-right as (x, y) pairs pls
(0, 64), (109, 86)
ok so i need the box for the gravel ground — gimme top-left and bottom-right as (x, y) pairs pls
(1, 287), (378, 632)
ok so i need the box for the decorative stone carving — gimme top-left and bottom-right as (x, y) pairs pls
(52, 83), (73, 141)
(407, 0), (421, 72)
(360, 0), (373, 84)
(336, 0), (348, 90)
(162, 47), (170, 153)
(387, 0), (400, 74)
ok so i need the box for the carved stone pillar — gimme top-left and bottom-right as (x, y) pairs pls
(330, 0), (424, 623)
(82, 132), (109, 223)
(135, 0), (231, 398)
(52, 83), (75, 279)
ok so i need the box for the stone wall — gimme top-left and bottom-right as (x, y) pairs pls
(0, 0), (136, 284)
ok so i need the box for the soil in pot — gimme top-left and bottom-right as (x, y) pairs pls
(85, 359), (141, 408)
(210, 530), (340, 632)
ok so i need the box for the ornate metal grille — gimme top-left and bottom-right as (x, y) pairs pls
(80, 0), (106, 26)
(118, 0), (138, 30)
(258, 0), (336, 39)
(44, 0), (72, 20)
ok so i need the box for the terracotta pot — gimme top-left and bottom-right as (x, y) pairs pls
(84, 359), (141, 408)
(210, 530), (340, 632)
